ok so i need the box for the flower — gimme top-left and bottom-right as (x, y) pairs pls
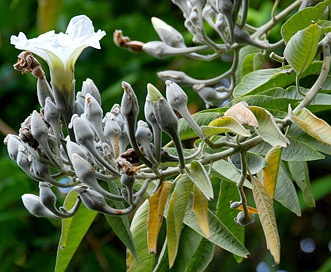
(11, 15), (106, 120)
(11, 15), (105, 85)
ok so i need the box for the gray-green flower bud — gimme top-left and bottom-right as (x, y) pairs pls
(4, 134), (21, 161)
(37, 78), (54, 108)
(71, 153), (123, 201)
(21, 194), (62, 219)
(235, 210), (253, 226)
(147, 83), (185, 170)
(82, 78), (101, 106)
(135, 120), (158, 166)
(151, 17), (186, 48)
(84, 93), (107, 143)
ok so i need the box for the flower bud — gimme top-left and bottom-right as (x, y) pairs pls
(37, 78), (54, 107)
(84, 93), (107, 143)
(198, 86), (231, 108)
(143, 41), (206, 59)
(39, 182), (61, 215)
(4, 134), (21, 161)
(135, 120), (158, 166)
(70, 114), (95, 147)
(121, 81), (139, 120)
(30, 110), (48, 144)
(75, 186), (125, 215)
(21, 194), (62, 219)
(75, 186), (108, 212)
(144, 94), (162, 163)
(44, 97), (60, 141)
(165, 80), (188, 111)
(66, 138), (88, 164)
(82, 78), (101, 106)
(147, 83), (185, 170)
(151, 17), (186, 48)
(71, 154), (123, 201)
(120, 173), (135, 204)
(235, 211), (253, 226)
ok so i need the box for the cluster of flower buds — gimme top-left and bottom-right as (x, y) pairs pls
(114, 0), (274, 108)
(5, 46), (214, 218)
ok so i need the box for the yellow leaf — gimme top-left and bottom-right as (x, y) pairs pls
(292, 108), (331, 146)
(252, 177), (280, 264)
(147, 181), (173, 254)
(224, 101), (259, 128)
(262, 146), (282, 198)
(236, 205), (258, 215)
(193, 186), (210, 238)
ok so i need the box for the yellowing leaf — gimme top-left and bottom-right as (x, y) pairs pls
(202, 116), (251, 137)
(252, 177), (280, 265)
(193, 186), (210, 238)
(148, 181), (173, 254)
(167, 176), (193, 267)
(262, 146), (282, 198)
(224, 101), (259, 127)
(236, 205), (258, 215)
(292, 108), (331, 146)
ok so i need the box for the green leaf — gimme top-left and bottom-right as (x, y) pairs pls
(262, 146), (282, 198)
(185, 238), (215, 272)
(249, 106), (289, 147)
(184, 206), (249, 258)
(317, 20), (331, 35)
(251, 136), (325, 161)
(185, 161), (213, 200)
(55, 190), (98, 272)
(147, 181), (173, 253)
(291, 108), (331, 146)
(230, 152), (266, 175)
(193, 186), (210, 238)
(288, 161), (315, 208)
(166, 176), (193, 267)
(105, 182), (137, 260)
(284, 22), (321, 75)
(127, 200), (155, 272)
(227, 93), (296, 117)
(251, 177), (280, 265)
(236, 45), (264, 82)
(233, 62), (322, 98)
(212, 160), (252, 189)
(216, 180), (245, 263)
(171, 225), (203, 271)
(288, 124), (331, 155)
(282, 136), (324, 161)
(281, 0), (331, 43)
(179, 112), (220, 140)
(201, 116), (251, 137)
(274, 164), (301, 216)
(298, 175), (331, 210)
(308, 93), (331, 112)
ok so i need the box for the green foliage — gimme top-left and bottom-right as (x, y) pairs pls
(2, 1), (331, 272)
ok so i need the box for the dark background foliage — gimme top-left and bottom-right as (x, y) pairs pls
(0, 0), (330, 271)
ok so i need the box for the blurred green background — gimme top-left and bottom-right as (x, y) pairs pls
(0, 0), (330, 271)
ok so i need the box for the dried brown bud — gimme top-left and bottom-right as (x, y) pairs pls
(113, 30), (144, 52)
(13, 51), (45, 78)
